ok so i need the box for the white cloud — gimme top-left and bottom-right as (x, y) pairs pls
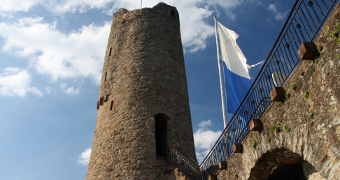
(0, 0), (260, 88)
(268, 3), (288, 21)
(0, 17), (109, 84)
(60, 83), (79, 95)
(194, 120), (222, 162)
(0, 0), (113, 13)
(78, 148), (91, 166)
(0, 0), (256, 53)
(0, 67), (42, 97)
(0, 0), (43, 12)
(198, 120), (212, 127)
(107, 0), (215, 53)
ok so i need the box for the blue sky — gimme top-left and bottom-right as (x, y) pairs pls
(0, 0), (294, 179)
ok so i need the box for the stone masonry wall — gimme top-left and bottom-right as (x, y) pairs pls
(216, 2), (340, 180)
(86, 3), (196, 180)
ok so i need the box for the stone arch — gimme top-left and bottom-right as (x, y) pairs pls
(154, 113), (169, 158)
(248, 148), (320, 180)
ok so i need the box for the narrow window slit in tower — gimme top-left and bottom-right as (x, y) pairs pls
(110, 101), (113, 110)
(109, 47), (112, 57)
(104, 72), (107, 81)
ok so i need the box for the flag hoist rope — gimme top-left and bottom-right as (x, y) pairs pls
(214, 16), (227, 128)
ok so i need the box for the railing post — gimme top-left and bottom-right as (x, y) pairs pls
(233, 143), (243, 153)
(249, 119), (263, 131)
(298, 42), (318, 60)
(208, 175), (217, 180)
(270, 87), (285, 101)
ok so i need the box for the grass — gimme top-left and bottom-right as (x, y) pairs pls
(235, 173), (238, 178)
(331, 22), (340, 42)
(284, 125), (291, 132)
(290, 83), (297, 91)
(275, 122), (281, 133)
(275, 126), (281, 133)
(310, 111), (314, 119)
(304, 91), (309, 99)
(252, 141), (257, 149)
(267, 137), (271, 143)
(285, 93), (290, 99)
(309, 121), (314, 126)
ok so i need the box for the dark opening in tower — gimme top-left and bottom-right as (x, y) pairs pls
(155, 113), (168, 158)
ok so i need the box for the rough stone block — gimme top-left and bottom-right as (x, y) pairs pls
(233, 143), (243, 153)
(104, 94), (110, 102)
(219, 161), (227, 170)
(298, 42), (318, 60)
(249, 119), (263, 131)
(270, 87), (285, 101)
(96, 101), (100, 110)
(208, 175), (217, 180)
(99, 97), (104, 105)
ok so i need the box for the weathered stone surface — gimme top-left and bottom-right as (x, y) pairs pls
(86, 3), (196, 180)
(217, 2), (340, 180)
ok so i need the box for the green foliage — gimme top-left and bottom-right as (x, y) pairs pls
(234, 173), (238, 178)
(309, 121), (314, 126)
(304, 91), (309, 99)
(284, 125), (291, 132)
(290, 83), (297, 91)
(267, 137), (271, 143)
(269, 149), (273, 152)
(309, 111), (314, 119)
(285, 93), (290, 99)
(252, 141), (257, 149)
(274, 122), (281, 133)
(331, 23), (340, 40)
(314, 59), (319, 64)
(275, 126), (281, 133)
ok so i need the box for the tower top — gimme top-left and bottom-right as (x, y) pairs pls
(113, 2), (179, 22)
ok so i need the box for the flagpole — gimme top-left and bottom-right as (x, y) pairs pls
(214, 16), (227, 129)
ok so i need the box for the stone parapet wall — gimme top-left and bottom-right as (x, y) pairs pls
(216, 2), (340, 180)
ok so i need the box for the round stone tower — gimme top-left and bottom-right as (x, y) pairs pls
(86, 3), (197, 179)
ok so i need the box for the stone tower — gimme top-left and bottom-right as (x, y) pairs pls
(86, 3), (197, 179)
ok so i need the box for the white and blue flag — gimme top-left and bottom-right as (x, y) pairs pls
(217, 22), (253, 114)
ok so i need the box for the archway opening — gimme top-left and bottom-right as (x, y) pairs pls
(155, 113), (168, 158)
(268, 163), (307, 180)
(249, 148), (321, 180)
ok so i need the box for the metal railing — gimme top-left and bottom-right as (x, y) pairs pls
(167, 146), (200, 176)
(192, 0), (339, 179)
